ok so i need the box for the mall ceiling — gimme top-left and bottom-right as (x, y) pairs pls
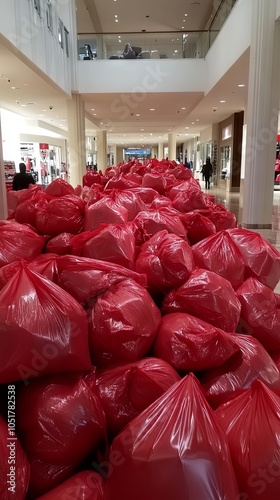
(0, 1), (248, 149)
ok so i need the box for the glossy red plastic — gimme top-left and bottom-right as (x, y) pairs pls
(36, 195), (85, 237)
(104, 374), (239, 500)
(17, 373), (106, 497)
(89, 278), (161, 367)
(84, 196), (128, 231)
(181, 211), (216, 245)
(163, 268), (241, 332)
(0, 221), (46, 268)
(44, 178), (75, 197)
(36, 471), (105, 500)
(192, 230), (246, 289)
(135, 230), (195, 292)
(96, 357), (180, 437)
(202, 334), (280, 408)
(216, 380), (280, 499)
(0, 266), (91, 383)
(45, 232), (73, 255)
(154, 312), (239, 372)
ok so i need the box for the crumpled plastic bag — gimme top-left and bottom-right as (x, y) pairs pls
(216, 380), (280, 500)
(36, 195), (84, 237)
(0, 266), (91, 384)
(181, 211), (216, 245)
(36, 471), (105, 500)
(0, 415), (30, 500)
(154, 312), (240, 372)
(236, 277), (280, 351)
(163, 268), (241, 333)
(0, 221), (46, 268)
(167, 178), (201, 200)
(89, 279), (161, 368)
(83, 171), (102, 187)
(45, 178), (74, 197)
(0, 260), (26, 291)
(45, 232), (73, 255)
(172, 187), (208, 213)
(192, 230), (245, 290)
(28, 253), (60, 282)
(96, 357), (180, 437)
(135, 230), (195, 292)
(127, 187), (158, 204)
(201, 334), (280, 408)
(133, 209), (186, 244)
(228, 227), (280, 290)
(14, 191), (48, 227)
(16, 373), (106, 497)
(84, 197), (128, 231)
(82, 224), (136, 270)
(57, 255), (147, 306)
(104, 374), (239, 500)
(113, 189), (146, 220)
(141, 173), (171, 195)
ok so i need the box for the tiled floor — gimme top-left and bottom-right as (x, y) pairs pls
(201, 182), (280, 293)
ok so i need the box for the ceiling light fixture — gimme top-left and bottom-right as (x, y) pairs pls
(150, 108), (155, 111)
(220, 100), (226, 103)
(181, 107), (186, 110)
(238, 84), (245, 87)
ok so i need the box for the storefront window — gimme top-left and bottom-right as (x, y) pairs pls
(220, 146), (231, 180)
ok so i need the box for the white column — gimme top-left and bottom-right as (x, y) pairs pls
(116, 146), (124, 164)
(66, 92), (86, 187)
(97, 130), (107, 172)
(242, 0), (280, 229)
(168, 133), (176, 161)
(158, 140), (164, 160)
(0, 111), (7, 220)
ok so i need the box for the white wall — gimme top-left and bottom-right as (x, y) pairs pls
(0, 0), (77, 95)
(200, 125), (213, 144)
(78, 59), (206, 93)
(277, 0), (280, 19)
(205, 0), (252, 94)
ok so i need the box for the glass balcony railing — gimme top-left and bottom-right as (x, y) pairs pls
(77, 31), (215, 61)
(77, 0), (238, 61)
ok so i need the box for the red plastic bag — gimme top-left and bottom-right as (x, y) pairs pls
(216, 380), (280, 500)
(84, 197), (128, 231)
(57, 255), (147, 305)
(135, 230), (195, 292)
(0, 415), (30, 500)
(133, 209), (186, 244)
(154, 312), (239, 372)
(97, 358), (180, 437)
(150, 195), (173, 210)
(82, 184), (104, 205)
(236, 277), (280, 351)
(7, 185), (42, 215)
(127, 187), (158, 204)
(45, 232), (73, 255)
(36, 196), (85, 237)
(163, 268), (241, 333)
(89, 279), (161, 368)
(36, 471), (105, 500)
(0, 260), (26, 291)
(0, 266), (91, 384)
(113, 190), (146, 221)
(45, 178), (74, 197)
(201, 334), (280, 408)
(168, 178), (201, 200)
(104, 374), (239, 500)
(83, 224), (136, 270)
(14, 191), (48, 227)
(28, 253), (60, 282)
(0, 221), (46, 268)
(172, 187), (207, 213)
(17, 373), (106, 497)
(192, 231), (245, 289)
(198, 207), (237, 231)
(141, 173), (169, 195)
(104, 174), (139, 190)
(83, 171), (102, 187)
(181, 211), (216, 245)
(228, 227), (280, 289)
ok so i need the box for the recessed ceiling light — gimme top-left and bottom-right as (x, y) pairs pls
(196, 119), (199, 121)
(115, 19), (118, 22)
(42, 109), (47, 111)
(177, 38), (179, 40)
(175, 50), (178, 53)
(93, 113), (96, 115)
(238, 84), (245, 87)
(185, 127), (189, 129)
(21, 104), (26, 107)
(150, 133), (153, 136)
(220, 100), (226, 103)
(91, 108), (95, 110)
(136, 114), (140, 116)
(192, 122), (195, 124)
(150, 108), (155, 111)
(115, 14), (118, 17)
(141, 129), (144, 131)
(119, 39), (121, 42)
(183, 20), (186, 22)
(185, 13), (188, 16)
(181, 107), (186, 110)
(182, 26), (184, 29)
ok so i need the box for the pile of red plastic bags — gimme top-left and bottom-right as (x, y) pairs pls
(2, 158), (280, 499)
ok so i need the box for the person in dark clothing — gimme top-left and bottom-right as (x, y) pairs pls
(202, 157), (213, 190)
(12, 162), (36, 191)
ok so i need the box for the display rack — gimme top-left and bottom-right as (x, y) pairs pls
(4, 160), (16, 191)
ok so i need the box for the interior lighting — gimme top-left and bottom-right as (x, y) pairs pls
(238, 84), (245, 87)
(150, 108), (155, 111)
(220, 100), (226, 103)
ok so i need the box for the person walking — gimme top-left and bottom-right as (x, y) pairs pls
(12, 162), (36, 191)
(202, 157), (213, 190)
